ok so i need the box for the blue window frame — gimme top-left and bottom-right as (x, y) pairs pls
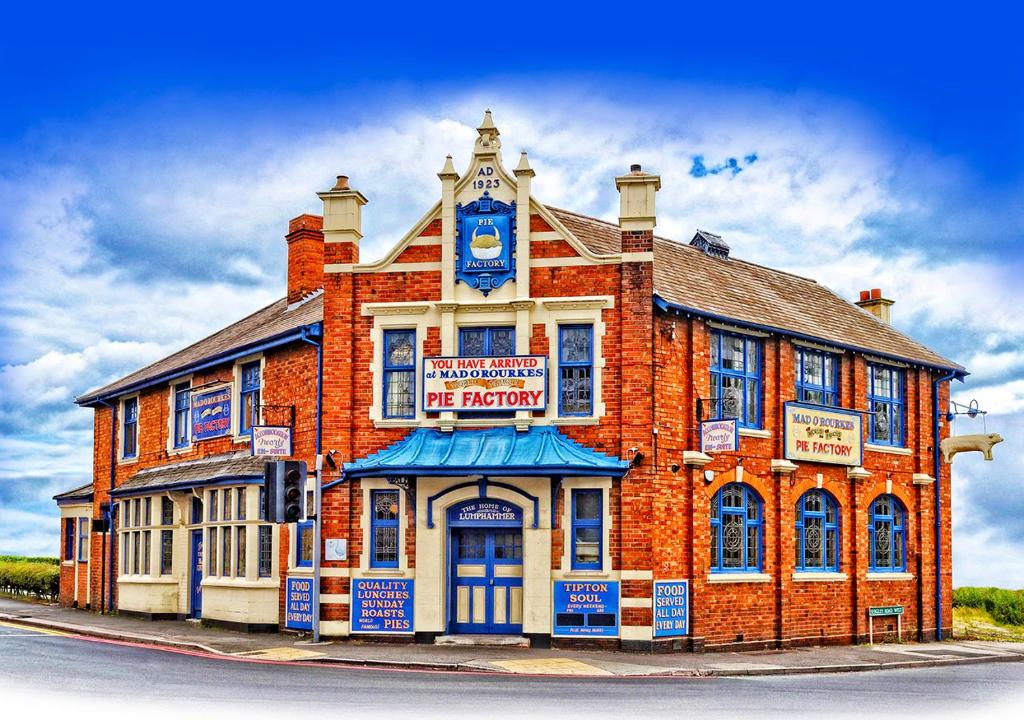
(869, 494), (906, 572)
(239, 361), (261, 434)
(382, 330), (415, 419)
(710, 332), (762, 428)
(794, 490), (840, 572)
(296, 520), (313, 568)
(571, 489), (602, 570)
(868, 364), (905, 446)
(173, 382), (191, 448)
(122, 397), (138, 458)
(559, 325), (593, 416)
(459, 326), (516, 357)
(710, 483), (763, 572)
(370, 489), (400, 568)
(258, 525), (273, 577)
(64, 518), (74, 561)
(795, 348), (839, 406)
(77, 518), (89, 562)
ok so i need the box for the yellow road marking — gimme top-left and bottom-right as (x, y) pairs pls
(0, 620), (71, 637)
(489, 657), (614, 676)
(233, 647), (326, 661)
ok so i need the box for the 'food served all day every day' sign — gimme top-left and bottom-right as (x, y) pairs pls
(422, 355), (546, 412)
(783, 402), (864, 466)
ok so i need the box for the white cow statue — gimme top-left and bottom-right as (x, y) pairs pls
(941, 433), (1004, 463)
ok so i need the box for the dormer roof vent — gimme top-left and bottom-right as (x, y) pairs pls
(690, 229), (730, 259)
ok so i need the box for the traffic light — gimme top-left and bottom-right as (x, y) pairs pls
(263, 460), (307, 523)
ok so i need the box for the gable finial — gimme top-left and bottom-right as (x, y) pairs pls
(475, 109), (501, 153)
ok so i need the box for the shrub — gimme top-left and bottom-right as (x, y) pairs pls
(0, 560), (60, 600)
(0, 555), (60, 566)
(954, 586), (1024, 627)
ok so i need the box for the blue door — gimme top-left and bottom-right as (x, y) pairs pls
(190, 529), (203, 618)
(449, 527), (523, 634)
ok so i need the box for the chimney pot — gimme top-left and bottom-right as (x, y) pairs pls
(870, 288), (882, 300)
(333, 175), (350, 191)
(856, 288), (894, 324)
(630, 163), (643, 173)
(859, 290), (870, 302)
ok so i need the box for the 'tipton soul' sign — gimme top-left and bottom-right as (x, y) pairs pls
(783, 402), (864, 466)
(423, 355), (546, 412)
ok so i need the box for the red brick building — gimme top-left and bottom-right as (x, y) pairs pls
(56, 112), (964, 650)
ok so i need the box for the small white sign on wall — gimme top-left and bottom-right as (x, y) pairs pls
(325, 538), (347, 562)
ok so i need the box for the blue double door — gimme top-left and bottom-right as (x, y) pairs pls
(449, 527), (523, 634)
(190, 529), (203, 618)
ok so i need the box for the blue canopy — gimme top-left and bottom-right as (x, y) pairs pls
(343, 426), (629, 478)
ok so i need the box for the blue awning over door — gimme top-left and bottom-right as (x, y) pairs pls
(343, 426), (629, 478)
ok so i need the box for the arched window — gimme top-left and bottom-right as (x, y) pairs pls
(794, 489), (840, 572)
(869, 494), (906, 572)
(710, 483), (763, 572)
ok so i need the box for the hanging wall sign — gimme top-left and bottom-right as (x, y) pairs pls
(784, 402), (864, 466)
(455, 191), (516, 295)
(191, 387), (232, 441)
(423, 355), (546, 412)
(653, 580), (689, 638)
(701, 419), (738, 453)
(552, 580), (620, 638)
(285, 576), (313, 630)
(251, 425), (292, 457)
(351, 578), (414, 634)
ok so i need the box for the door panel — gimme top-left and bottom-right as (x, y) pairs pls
(190, 530), (203, 619)
(450, 527), (523, 634)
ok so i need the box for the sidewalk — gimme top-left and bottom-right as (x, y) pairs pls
(3, 597), (1023, 677)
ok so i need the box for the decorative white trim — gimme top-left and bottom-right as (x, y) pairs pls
(539, 296), (614, 311)
(771, 459), (798, 475)
(319, 593), (350, 605)
(619, 569), (654, 580)
(864, 355), (911, 369)
(866, 444), (912, 456)
(620, 625), (654, 641)
(739, 428), (772, 439)
(847, 466), (872, 480)
(319, 620), (349, 636)
(353, 262), (442, 274)
(792, 572), (849, 582)
(866, 572), (914, 581)
(359, 479), (409, 575)
(560, 478), (613, 573)
(324, 263), (354, 274)
(165, 374), (193, 455)
(620, 251), (654, 263)
(621, 597), (651, 608)
(706, 573), (772, 584)
(116, 392), (141, 465)
(912, 473), (936, 485)
(707, 320), (770, 338)
(682, 451), (713, 467)
(320, 567), (350, 578)
(361, 302), (432, 317)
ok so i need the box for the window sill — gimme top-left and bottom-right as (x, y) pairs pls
(62, 560), (74, 567)
(168, 445), (193, 456)
(706, 572), (772, 584)
(792, 572), (848, 582)
(232, 435), (252, 445)
(117, 576), (179, 585)
(374, 418), (421, 428)
(118, 457), (139, 466)
(202, 578), (278, 589)
(287, 566), (313, 575)
(866, 572), (914, 581)
(561, 570), (609, 578)
(738, 428), (771, 439)
(553, 416), (600, 426)
(362, 568), (404, 576)
(865, 444), (911, 456)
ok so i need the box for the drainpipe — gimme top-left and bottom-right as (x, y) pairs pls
(933, 369), (958, 641)
(299, 328), (323, 643)
(95, 399), (117, 614)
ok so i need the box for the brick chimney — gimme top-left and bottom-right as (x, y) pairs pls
(285, 213), (324, 304)
(614, 163), (661, 253)
(856, 288), (894, 324)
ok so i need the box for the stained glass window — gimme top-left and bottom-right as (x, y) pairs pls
(296, 520), (313, 568)
(794, 489), (840, 572)
(559, 325), (593, 416)
(795, 348), (840, 406)
(709, 332), (761, 428)
(710, 483), (762, 572)
(572, 489), (602, 570)
(868, 365), (905, 446)
(869, 494), (906, 572)
(383, 330), (416, 418)
(371, 490), (400, 568)
(258, 525), (273, 577)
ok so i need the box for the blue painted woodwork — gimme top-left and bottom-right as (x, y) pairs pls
(190, 529), (203, 618)
(455, 192), (516, 295)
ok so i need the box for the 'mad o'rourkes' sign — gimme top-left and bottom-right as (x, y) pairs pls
(784, 402), (863, 466)
(423, 355), (546, 412)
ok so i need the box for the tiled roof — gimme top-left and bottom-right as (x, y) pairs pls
(53, 482), (94, 504)
(546, 207), (962, 371)
(111, 452), (266, 496)
(344, 426), (630, 478)
(76, 293), (323, 405)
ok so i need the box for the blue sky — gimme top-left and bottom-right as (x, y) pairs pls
(1, 2), (1022, 585)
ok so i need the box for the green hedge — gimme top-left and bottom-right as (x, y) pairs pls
(954, 586), (1024, 627)
(0, 555), (60, 566)
(0, 560), (60, 600)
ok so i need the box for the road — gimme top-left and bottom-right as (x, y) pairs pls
(1, 622), (1023, 719)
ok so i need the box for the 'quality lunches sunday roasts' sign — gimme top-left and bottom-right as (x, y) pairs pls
(422, 355), (546, 412)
